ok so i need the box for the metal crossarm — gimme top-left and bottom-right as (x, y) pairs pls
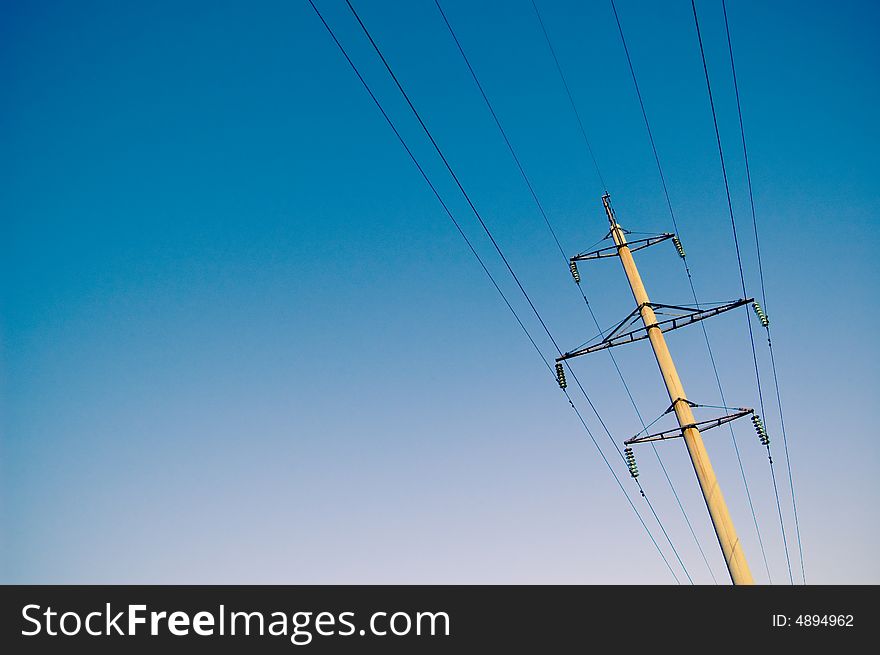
(625, 409), (754, 445)
(557, 298), (752, 361)
(571, 233), (674, 261)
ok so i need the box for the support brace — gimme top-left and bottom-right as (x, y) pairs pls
(557, 298), (752, 361)
(571, 233), (674, 261)
(625, 408), (754, 445)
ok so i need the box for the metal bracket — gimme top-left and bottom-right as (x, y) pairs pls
(557, 298), (752, 362)
(666, 398), (698, 414)
(571, 233), (674, 262)
(625, 408), (754, 445)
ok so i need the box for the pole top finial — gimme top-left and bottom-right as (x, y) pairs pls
(602, 193), (616, 227)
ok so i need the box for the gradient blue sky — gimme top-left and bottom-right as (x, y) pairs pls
(2, 0), (877, 584)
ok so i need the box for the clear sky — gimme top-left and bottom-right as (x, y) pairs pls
(2, 0), (877, 584)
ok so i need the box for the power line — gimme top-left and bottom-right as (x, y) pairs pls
(344, 0), (561, 355)
(306, 0), (680, 583)
(608, 0), (772, 581)
(607, 0), (678, 235)
(720, 0), (804, 583)
(529, 0), (606, 194)
(343, 0), (693, 584)
(436, 0), (715, 584)
(561, 387), (682, 583)
(434, 0), (567, 261)
(303, 1), (547, 371)
(564, 357), (693, 584)
(690, 0), (793, 584)
(721, 0), (807, 584)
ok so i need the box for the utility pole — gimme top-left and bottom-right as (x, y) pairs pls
(601, 193), (754, 585)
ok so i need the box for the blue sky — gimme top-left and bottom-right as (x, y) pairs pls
(2, 0), (878, 584)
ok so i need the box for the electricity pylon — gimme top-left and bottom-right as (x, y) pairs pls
(560, 194), (754, 585)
